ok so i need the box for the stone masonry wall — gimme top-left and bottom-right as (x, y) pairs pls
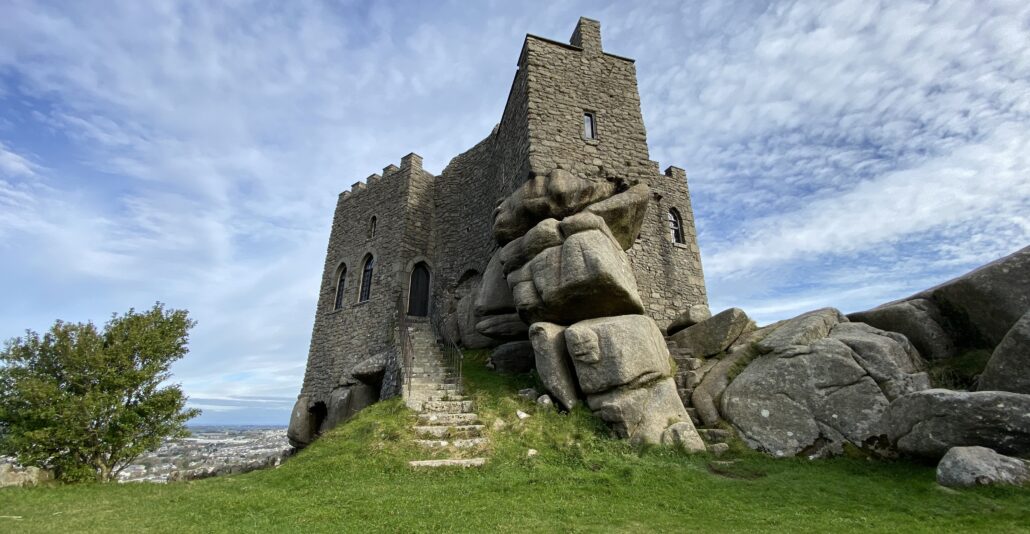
(431, 59), (532, 320)
(300, 156), (434, 403)
(520, 19), (708, 328)
(627, 166), (708, 327)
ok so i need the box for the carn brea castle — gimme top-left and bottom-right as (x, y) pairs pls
(289, 18), (709, 449)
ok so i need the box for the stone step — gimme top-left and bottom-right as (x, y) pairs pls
(698, 428), (732, 442)
(422, 400), (474, 413)
(408, 382), (460, 390)
(408, 458), (487, 469)
(409, 377), (459, 386)
(416, 413), (479, 425)
(414, 437), (488, 449)
(413, 425), (484, 438)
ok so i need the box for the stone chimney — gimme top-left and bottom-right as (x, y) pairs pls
(570, 17), (602, 55)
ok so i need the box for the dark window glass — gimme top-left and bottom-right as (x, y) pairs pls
(407, 262), (431, 317)
(359, 256), (374, 302)
(668, 209), (685, 244)
(583, 112), (596, 139)
(333, 265), (347, 310)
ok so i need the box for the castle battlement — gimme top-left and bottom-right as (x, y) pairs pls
(339, 152), (432, 200)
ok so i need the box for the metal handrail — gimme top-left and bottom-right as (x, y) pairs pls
(430, 311), (464, 393)
(397, 296), (415, 398)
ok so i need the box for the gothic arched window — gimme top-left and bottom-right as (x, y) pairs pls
(359, 255), (374, 302)
(668, 209), (685, 244)
(333, 264), (347, 310)
(368, 216), (377, 239)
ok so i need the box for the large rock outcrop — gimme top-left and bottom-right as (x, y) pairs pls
(488, 168), (702, 450)
(529, 315), (703, 447)
(720, 308), (930, 457)
(492, 168), (617, 244)
(914, 245), (1030, 347)
(977, 310), (1030, 394)
(850, 245), (1030, 353)
(528, 322), (581, 410)
(506, 214), (644, 325)
(581, 183), (650, 250)
(936, 446), (1030, 488)
(668, 307), (753, 358)
(848, 299), (955, 361)
(887, 389), (1030, 459)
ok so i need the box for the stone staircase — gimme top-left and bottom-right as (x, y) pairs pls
(667, 338), (731, 454)
(403, 320), (489, 468)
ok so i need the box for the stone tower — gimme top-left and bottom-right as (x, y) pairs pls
(288, 18), (707, 447)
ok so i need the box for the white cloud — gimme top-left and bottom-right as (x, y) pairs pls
(0, 1), (1028, 422)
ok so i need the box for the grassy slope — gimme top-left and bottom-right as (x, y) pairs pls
(2, 351), (1028, 533)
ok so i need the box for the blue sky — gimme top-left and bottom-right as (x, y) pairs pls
(1, 1), (1027, 425)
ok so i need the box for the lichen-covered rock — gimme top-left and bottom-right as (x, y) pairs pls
(720, 309), (929, 457)
(755, 308), (844, 353)
(508, 227), (643, 324)
(829, 322), (928, 400)
(493, 168), (616, 244)
(936, 446), (1030, 488)
(667, 304), (712, 336)
(322, 384), (378, 433)
(0, 462), (53, 488)
(587, 378), (698, 446)
(489, 340), (535, 374)
(474, 250), (517, 317)
(661, 421), (708, 452)
(669, 307), (754, 358)
(527, 322), (581, 410)
(475, 313), (529, 341)
(978, 310), (1030, 394)
(287, 396), (317, 448)
(564, 315), (671, 394)
(887, 389), (1030, 459)
(582, 183), (650, 250)
(848, 299), (956, 360)
(691, 340), (757, 427)
(914, 245), (1030, 346)
(457, 286), (497, 349)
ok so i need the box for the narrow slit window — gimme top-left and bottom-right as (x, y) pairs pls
(668, 209), (685, 244)
(368, 216), (377, 239)
(333, 265), (347, 310)
(359, 255), (374, 302)
(583, 112), (596, 139)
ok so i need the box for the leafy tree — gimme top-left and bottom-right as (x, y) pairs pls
(0, 303), (201, 482)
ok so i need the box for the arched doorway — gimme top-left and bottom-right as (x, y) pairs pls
(407, 262), (431, 317)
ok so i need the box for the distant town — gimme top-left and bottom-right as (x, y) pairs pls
(116, 426), (291, 483)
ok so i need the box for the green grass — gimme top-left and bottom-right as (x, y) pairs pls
(928, 349), (994, 390)
(2, 350), (1028, 533)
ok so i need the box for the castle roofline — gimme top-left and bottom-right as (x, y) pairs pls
(521, 34), (635, 64)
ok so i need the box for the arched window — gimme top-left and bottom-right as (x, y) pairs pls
(407, 262), (431, 317)
(359, 255), (374, 302)
(368, 216), (377, 239)
(668, 209), (685, 244)
(333, 264), (347, 310)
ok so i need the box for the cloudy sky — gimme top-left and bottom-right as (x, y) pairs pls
(1, 0), (1027, 424)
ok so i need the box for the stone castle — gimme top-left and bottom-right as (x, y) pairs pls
(288, 18), (709, 447)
